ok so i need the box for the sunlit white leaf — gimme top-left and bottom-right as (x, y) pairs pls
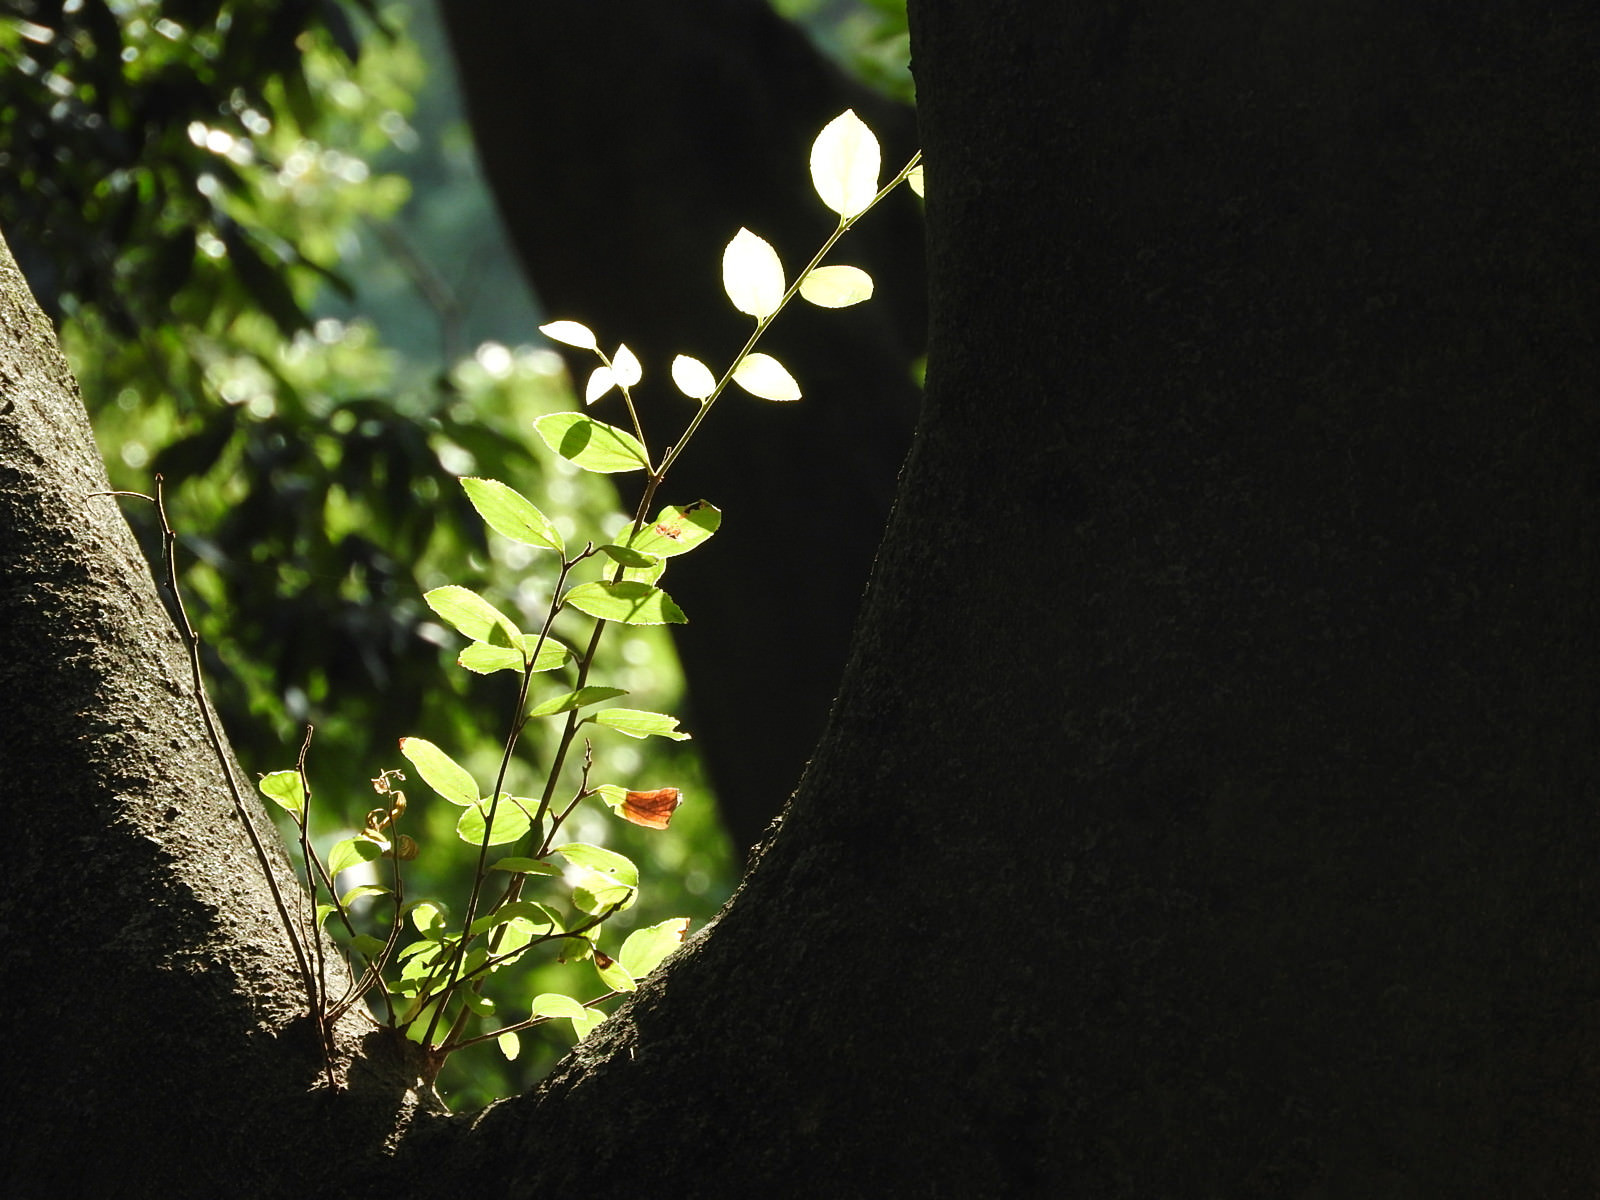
(671, 354), (716, 400)
(612, 343), (642, 387)
(539, 320), (598, 350)
(798, 264), (874, 308)
(732, 353), (801, 401)
(906, 163), (924, 198)
(722, 228), (786, 320)
(810, 110), (881, 220)
(585, 365), (615, 405)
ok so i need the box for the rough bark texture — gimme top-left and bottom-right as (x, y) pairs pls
(0, 230), (433, 1193)
(401, 2), (1600, 1195)
(440, 0), (926, 850)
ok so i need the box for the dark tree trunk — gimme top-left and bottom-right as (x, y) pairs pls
(439, 1), (927, 850)
(410, 2), (1600, 1194)
(4, 2), (1599, 1195)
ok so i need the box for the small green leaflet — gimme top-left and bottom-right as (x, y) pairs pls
(572, 1008), (607, 1041)
(553, 842), (640, 888)
(596, 543), (659, 569)
(350, 934), (388, 959)
(621, 501), (721, 558)
(906, 162), (924, 198)
(556, 841), (639, 914)
(811, 109), (881, 221)
(619, 917), (692, 979)
(411, 901), (448, 938)
(587, 708), (691, 741)
(424, 585), (522, 647)
(458, 635), (571, 676)
(257, 770), (305, 817)
(564, 580), (686, 625)
(460, 477), (563, 554)
(593, 951), (635, 993)
(527, 685), (628, 717)
(327, 836), (382, 878)
(722, 228), (786, 320)
(398, 737), (479, 806)
(535, 412), (649, 474)
(340, 884), (391, 907)
(498, 1031), (521, 1061)
(530, 992), (588, 1021)
(489, 857), (562, 876)
(455, 794), (534, 847)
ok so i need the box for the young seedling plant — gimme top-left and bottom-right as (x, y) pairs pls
(251, 110), (924, 1099)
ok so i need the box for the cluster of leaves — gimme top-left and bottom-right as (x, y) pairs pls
(255, 111), (922, 1097)
(1, 1), (549, 795)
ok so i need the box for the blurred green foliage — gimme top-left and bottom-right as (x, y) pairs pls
(2, 0), (735, 1104)
(772, 0), (912, 103)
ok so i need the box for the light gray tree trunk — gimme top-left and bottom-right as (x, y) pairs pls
(0, 229), (431, 1192)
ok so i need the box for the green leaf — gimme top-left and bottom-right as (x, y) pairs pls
(315, 903), (335, 929)
(732, 352), (801, 401)
(340, 884), (391, 907)
(538, 319), (597, 350)
(535, 412), (650, 473)
(594, 952), (636, 993)
(398, 737), (480, 806)
(530, 992), (589, 1021)
(460, 477), (564, 554)
(457, 634), (572, 676)
(328, 836), (383, 878)
(670, 354), (716, 400)
(591, 784), (629, 813)
(811, 109), (881, 220)
(554, 842), (639, 889)
(596, 543), (659, 569)
(470, 900), (561, 938)
(498, 1031), (521, 1061)
(586, 708), (691, 741)
(424, 586), (522, 646)
(722, 227), (786, 320)
(572, 1008), (607, 1041)
(798, 264), (874, 308)
(489, 857), (562, 876)
(619, 917), (692, 979)
(456, 794), (534, 847)
(257, 770), (305, 818)
(350, 934), (388, 959)
(527, 685), (628, 718)
(563, 580), (686, 625)
(906, 163), (924, 198)
(411, 902), (447, 939)
(621, 501), (721, 559)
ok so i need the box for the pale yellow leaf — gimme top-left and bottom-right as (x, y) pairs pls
(732, 353), (801, 401)
(539, 320), (598, 350)
(810, 110), (881, 220)
(585, 365), (615, 405)
(722, 228), (786, 320)
(612, 343), (642, 387)
(671, 354), (716, 400)
(798, 264), (874, 308)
